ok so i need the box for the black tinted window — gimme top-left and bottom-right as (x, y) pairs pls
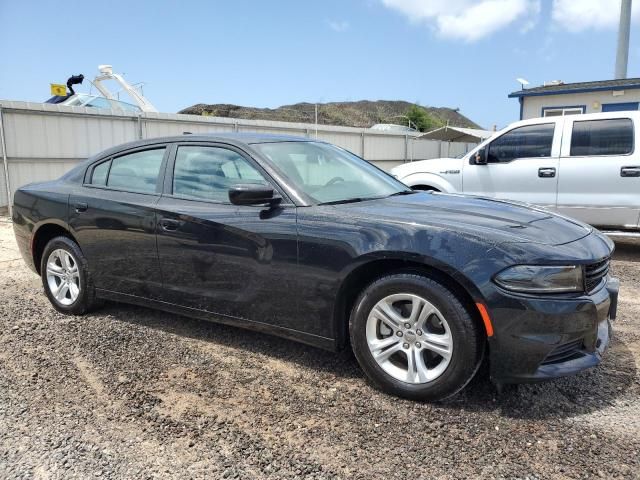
(90, 160), (110, 185)
(487, 124), (555, 163)
(570, 119), (634, 156)
(173, 146), (266, 202)
(107, 149), (165, 193)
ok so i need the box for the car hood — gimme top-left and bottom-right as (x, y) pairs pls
(332, 192), (592, 246)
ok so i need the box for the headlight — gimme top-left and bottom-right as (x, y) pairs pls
(494, 265), (584, 293)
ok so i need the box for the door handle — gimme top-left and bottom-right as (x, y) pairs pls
(538, 167), (556, 178)
(74, 202), (88, 213)
(160, 218), (180, 231)
(620, 166), (640, 177)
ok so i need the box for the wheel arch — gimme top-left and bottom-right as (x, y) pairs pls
(333, 254), (488, 351)
(401, 173), (457, 193)
(31, 222), (80, 275)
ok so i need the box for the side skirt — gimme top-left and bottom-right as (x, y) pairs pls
(95, 288), (337, 351)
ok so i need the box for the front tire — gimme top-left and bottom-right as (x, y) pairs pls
(350, 273), (484, 401)
(41, 236), (100, 315)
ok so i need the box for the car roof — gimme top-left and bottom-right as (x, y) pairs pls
(91, 132), (313, 158)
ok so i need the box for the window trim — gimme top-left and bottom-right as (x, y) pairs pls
(82, 144), (170, 195)
(481, 122), (556, 164)
(568, 118), (635, 158)
(162, 142), (294, 206)
(541, 105), (586, 117)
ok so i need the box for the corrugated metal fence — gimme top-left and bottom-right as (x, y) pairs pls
(0, 101), (475, 208)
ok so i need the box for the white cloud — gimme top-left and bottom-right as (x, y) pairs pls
(551, 0), (640, 33)
(380, 0), (541, 42)
(327, 20), (350, 32)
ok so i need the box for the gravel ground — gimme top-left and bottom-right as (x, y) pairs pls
(0, 217), (638, 479)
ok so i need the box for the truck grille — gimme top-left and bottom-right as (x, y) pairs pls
(585, 258), (610, 293)
(541, 338), (584, 365)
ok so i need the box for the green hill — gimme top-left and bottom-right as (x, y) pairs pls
(179, 100), (480, 130)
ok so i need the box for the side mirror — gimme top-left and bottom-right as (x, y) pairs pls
(474, 148), (488, 165)
(228, 184), (281, 206)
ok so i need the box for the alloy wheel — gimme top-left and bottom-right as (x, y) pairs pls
(46, 249), (81, 306)
(366, 293), (453, 384)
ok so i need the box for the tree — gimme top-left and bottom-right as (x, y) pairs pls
(405, 104), (441, 132)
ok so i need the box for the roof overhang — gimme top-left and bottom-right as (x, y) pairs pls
(509, 82), (640, 98)
(417, 126), (494, 143)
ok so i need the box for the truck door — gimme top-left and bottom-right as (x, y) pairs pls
(557, 115), (640, 229)
(462, 120), (561, 210)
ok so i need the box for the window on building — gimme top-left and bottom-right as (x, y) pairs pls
(542, 107), (585, 117)
(486, 124), (555, 163)
(570, 118), (634, 156)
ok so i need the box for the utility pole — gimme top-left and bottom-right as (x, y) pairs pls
(314, 103), (318, 139)
(615, 0), (632, 79)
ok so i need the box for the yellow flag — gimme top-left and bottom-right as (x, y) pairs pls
(50, 84), (67, 96)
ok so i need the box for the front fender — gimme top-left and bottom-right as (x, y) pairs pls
(399, 172), (459, 193)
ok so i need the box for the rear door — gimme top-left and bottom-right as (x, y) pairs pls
(69, 145), (169, 298)
(155, 143), (299, 327)
(557, 116), (640, 229)
(461, 120), (561, 209)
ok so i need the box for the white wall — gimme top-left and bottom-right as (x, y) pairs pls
(0, 101), (474, 208)
(521, 89), (640, 119)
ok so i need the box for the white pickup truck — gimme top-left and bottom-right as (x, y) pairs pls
(391, 111), (640, 232)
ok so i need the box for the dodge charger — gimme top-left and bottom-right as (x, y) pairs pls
(12, 134), (618, 401)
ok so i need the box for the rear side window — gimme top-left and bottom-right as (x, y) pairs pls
(90, 160), (110, 185)
(487, 124), (555, 163)
(106, 148), (166, 193)
(570, 118), (634, 156)
(173, 146), (267, 202)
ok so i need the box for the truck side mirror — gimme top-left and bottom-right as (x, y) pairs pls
(474, 148), (488, 165)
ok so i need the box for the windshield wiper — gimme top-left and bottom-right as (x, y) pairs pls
(387, 190), (418, 197)
(318, 197), (367, 205)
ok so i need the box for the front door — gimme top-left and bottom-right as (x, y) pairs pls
(462, 121), (561, 210)
(557, 116), (640, 229)
(68, 146), (168, 298)
(155, 144), (299, 327)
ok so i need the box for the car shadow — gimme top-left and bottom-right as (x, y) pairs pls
(438, 333), (637, 419)
(102, 302), (364, 380)
(612, 237), (640, 262)
(101, 302), (636, 420)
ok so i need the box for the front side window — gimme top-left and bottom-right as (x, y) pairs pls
(173, 146), (267, 202)
(570, 118), (634, 156)
(253, 141), (408, 204)
(486, 124), (555, 163)
(107, 148), (165, 193)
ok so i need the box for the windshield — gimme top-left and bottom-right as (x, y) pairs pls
(253, 141), (410, 204)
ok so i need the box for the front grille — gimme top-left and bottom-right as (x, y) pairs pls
(585, 257), (610, 293)
(541, 338), (584, 365)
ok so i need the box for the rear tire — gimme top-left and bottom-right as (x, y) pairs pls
(349, 273), (484, 401)
(41, 236), (100, 315)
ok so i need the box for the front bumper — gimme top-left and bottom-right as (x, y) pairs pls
(487, 276), (618, 384)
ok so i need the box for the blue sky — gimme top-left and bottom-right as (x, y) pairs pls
(0, 0), (638, 128)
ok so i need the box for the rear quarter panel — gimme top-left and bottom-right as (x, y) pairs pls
(12, 182), (72, 271)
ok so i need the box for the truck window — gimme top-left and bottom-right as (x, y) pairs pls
(570, 118), (634, 156)
(486, 124), (554, 163)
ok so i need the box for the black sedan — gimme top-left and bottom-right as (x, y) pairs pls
(12, 134), (618, 401)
